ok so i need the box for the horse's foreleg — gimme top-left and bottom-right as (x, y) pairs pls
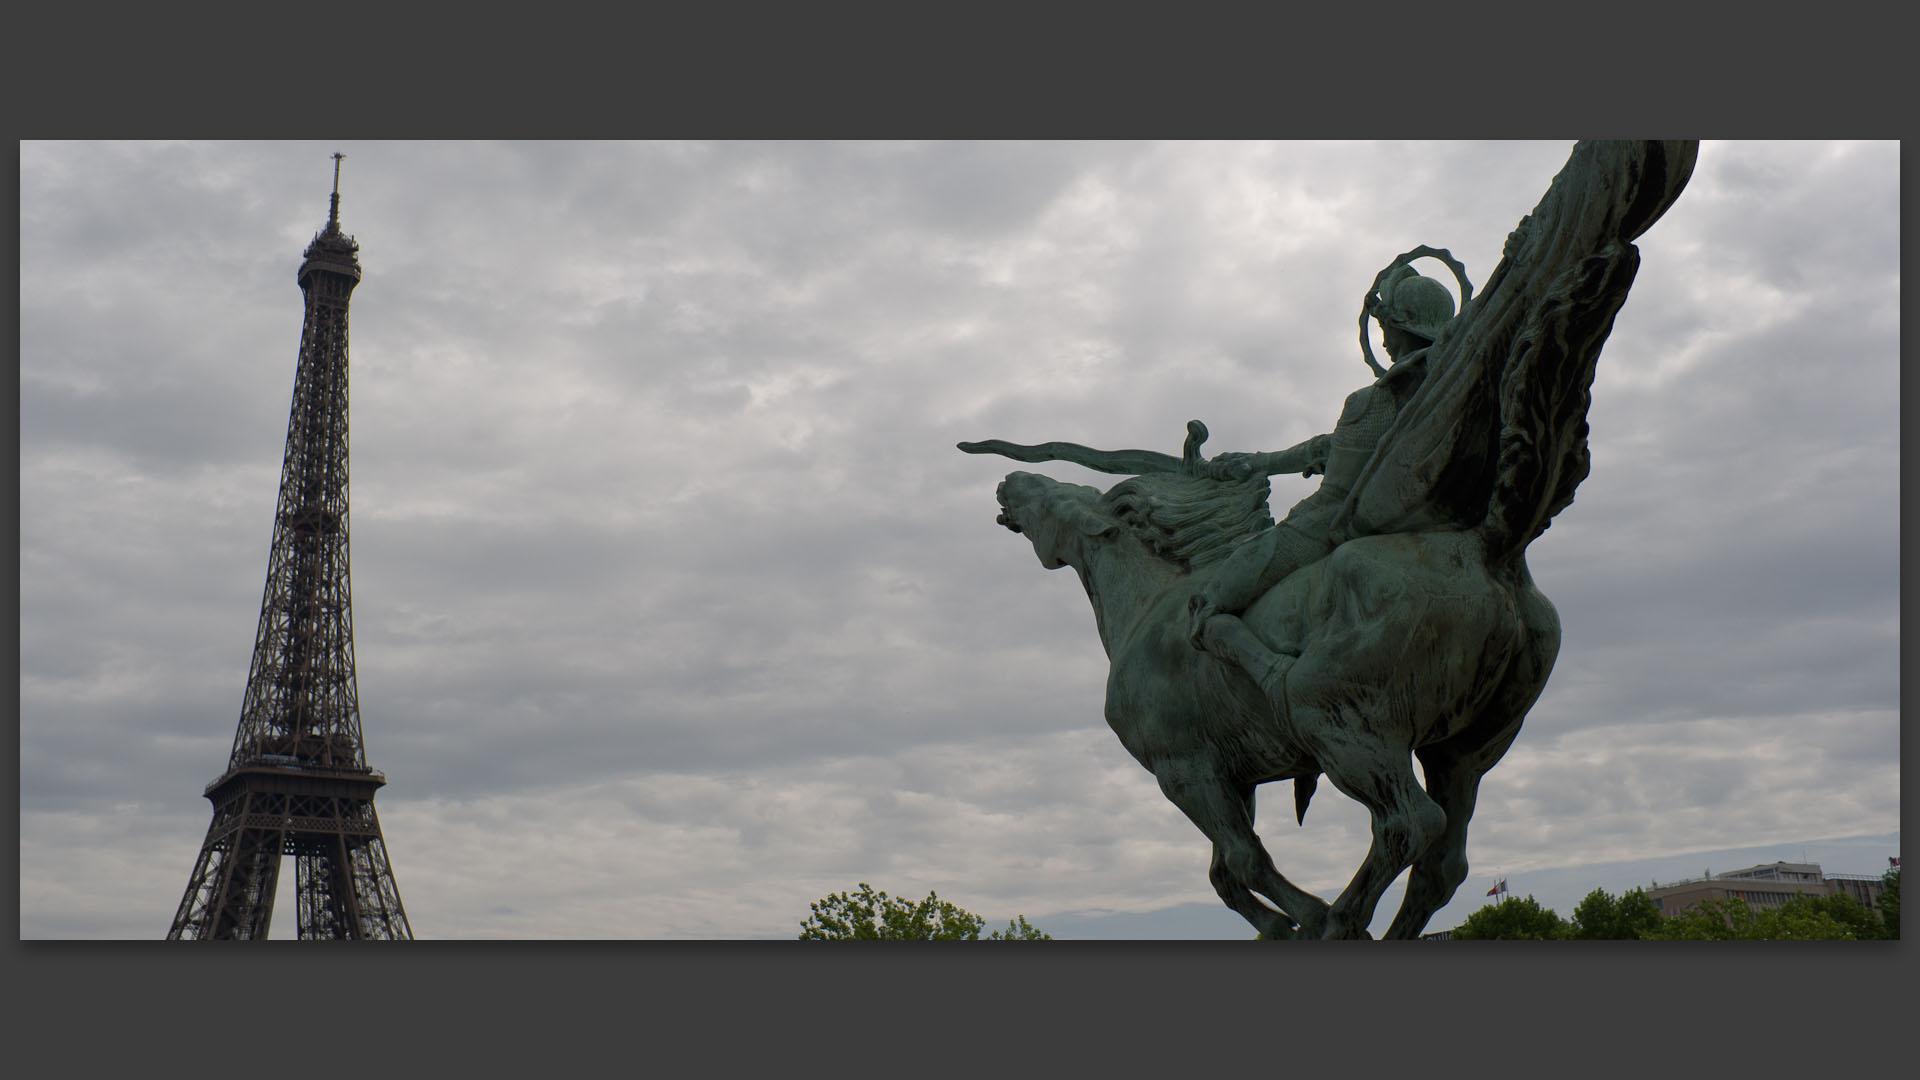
(1155, 765), (1329, 940)
(1235, 782), (1332, 939)
(1206, 844), (1298, 940)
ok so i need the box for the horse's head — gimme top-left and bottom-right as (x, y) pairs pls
(995, 471), (1116, 570)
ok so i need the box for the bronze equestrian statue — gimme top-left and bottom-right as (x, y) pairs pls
(961, 141), (1697, 938)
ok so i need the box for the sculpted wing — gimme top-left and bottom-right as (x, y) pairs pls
(1333, 140), (1698, 559)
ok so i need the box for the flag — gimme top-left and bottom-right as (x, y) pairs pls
(1486, 878), (1507, 897)
(1893, 857), (1901, 868)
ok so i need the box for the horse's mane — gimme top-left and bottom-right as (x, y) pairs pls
(1104, 473), (1275, 572)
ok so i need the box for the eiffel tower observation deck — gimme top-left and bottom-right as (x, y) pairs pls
(168, 155), (411, 940)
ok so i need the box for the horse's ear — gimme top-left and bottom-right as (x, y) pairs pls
(1058, 497), (1116, 538)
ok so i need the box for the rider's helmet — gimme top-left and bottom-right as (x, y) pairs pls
(1375, 269), (1455, 344)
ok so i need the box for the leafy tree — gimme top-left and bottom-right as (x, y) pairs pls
(1568, 887), (1663, 940)
(798, 883), (1051, 940)
(1879, 867), (1899, 939)
(1644, 897), (1754, 940)
(1442, 881), (1896, 942)
(1645, 895), (1859, 940)
(1450, 895), (1569, 940)
(991, 915), (1053, 940)
(1745, 898), (1858, 940)
(1785, 892), (1887, 941)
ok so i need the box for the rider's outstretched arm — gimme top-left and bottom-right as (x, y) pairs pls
(1262, 433), (1332, 476)
(1209, 433), (1331, 479)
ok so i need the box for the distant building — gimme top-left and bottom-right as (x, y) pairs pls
(1645, 861), (1889, 918)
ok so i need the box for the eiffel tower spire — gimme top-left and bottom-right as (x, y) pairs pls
(327, 151), (344, 233)
(168, 156), (412, 939)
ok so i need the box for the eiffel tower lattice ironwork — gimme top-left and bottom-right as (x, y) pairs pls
(168, 156), (411, 939)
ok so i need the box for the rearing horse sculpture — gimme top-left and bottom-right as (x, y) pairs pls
(961, 141), (1696, 939)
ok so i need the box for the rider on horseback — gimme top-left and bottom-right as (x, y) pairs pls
(1187, 266), (1458, 669)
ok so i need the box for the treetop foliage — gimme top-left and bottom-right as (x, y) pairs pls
(1646, 895), (1860, 940)
(1449, 879), (1898, 941)
(799, 883), (1053, 941)
(1450, 894), (1569, 940)
(1878, 866), (1899, 938)
(1569, 886), (1662, 940)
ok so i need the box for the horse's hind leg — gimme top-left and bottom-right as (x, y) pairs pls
(1155, 766), (1329, 939)
(1382, 744), (1492, 939)
(1392, 745), (1494, 940)
(1308, 723), (1447, 940)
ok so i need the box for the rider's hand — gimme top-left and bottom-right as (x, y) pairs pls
(1205, 453), (1256, 481)
(1302, 434), (1331, 477)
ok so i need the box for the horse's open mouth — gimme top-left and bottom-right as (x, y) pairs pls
(994, 482), (1022, 532)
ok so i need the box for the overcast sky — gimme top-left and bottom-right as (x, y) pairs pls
(18, 140), (1898, 939)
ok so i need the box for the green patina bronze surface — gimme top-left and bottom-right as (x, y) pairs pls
(960, 141), (1698, 939)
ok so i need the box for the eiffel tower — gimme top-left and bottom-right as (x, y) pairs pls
(168, 155), (412, 939)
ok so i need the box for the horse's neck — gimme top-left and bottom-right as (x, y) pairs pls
(1072, 537), (1182, 656)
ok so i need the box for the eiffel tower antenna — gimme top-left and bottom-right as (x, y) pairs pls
(168, 157), (411, 939)
(328, 151), (345, 231)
